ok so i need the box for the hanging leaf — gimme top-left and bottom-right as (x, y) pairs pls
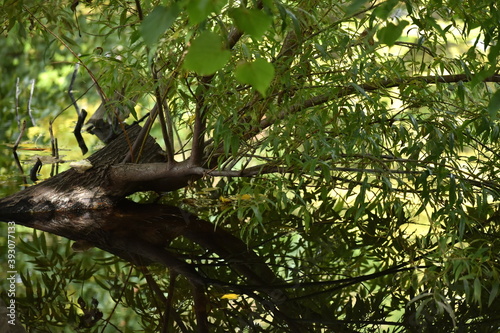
(186, 0), (227, 25)
(184, 31), (231, 75)
(487, 89), (500, 120)
(229, 8), (272, 40)
(234, 58), (275, 96)
(140, 4), (179, 47)
(377, 20), (409, 46)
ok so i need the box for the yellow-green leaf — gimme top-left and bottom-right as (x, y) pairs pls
(221, 293), (239, 300)
(377, 20), (409, 46)
(187, 0), (227, 25)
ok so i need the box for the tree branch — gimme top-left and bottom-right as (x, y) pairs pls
(152, 63), (175, 162)
(189, 1), (264, 167)
(244, 74), (500, 142)
(189, 76), (212, 166)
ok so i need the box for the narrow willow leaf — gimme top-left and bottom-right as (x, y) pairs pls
(487, 89), (500, 120)
(488, 281), (499, 307)
(449, 174), (456, 205)
(473, 278), (482, 304)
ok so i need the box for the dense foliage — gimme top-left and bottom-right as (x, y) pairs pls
(1, 0), (500, 331)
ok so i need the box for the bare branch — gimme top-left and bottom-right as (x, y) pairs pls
(27, 78), (36, 126)
(191, 283), (209, 333)
(68, 64), (89, 155)
(189, 76), (212, 166)
(152, 64), (175, 162)
(13, 120), (26, 151)
(15, 77), (20, 128)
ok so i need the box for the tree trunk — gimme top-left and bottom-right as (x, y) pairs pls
(0, 124), (201, 217)
(0, 125), (310, 330)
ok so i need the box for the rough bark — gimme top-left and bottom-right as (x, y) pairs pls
(3, 199), (307, 330)
(0, 122), (307, 330)
(0, 123), (203, 217)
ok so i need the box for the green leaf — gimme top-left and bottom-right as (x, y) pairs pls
(140, 5), (180, 47)
(471, 66), (496, 87)
(473, 278), (482, 304)
(234, 58), (275, 96)
(377, 20), (409, 46)
(487, 89), (500, 120)
(373, 0), (400, 19)
(184, 31), (231, 75)
(39, 231), (47, 255)
(346, 0), (371, 15)
(487, 41), (500, 65)
(488, 280), (499, 307)
(449, 174), (456, 205)
(229, 8), (272, 40)
(187, 0), (227, 25)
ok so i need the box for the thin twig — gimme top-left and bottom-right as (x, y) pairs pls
(122, 61), (183, 163)
(15, 77), (20, 128)
(152, 63), (175, 162)
(24, 5), (107, 102)
(99, 266), (134, 333)
(12, 120), (27, 185)
(134, 0), (144, 21)
(68, 62), (89, 154)
(48, 121), (59, 160)
(13, 120), (26, 151)
(245, 74), (500, 143)
(69, 62), (81, 116)
(27, 78), (36, 126)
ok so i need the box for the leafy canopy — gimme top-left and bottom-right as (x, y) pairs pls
(1, 0), (500, 331)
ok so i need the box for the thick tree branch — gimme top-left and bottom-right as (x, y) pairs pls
(191, 153), (500, 193)
(191, 283), (209, 333)
(109, 160), (202, 194)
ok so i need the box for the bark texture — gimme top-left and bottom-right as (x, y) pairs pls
(2, 198), (306, 330)
(0, 123), (308, 330)
(0, 124), (201, 217)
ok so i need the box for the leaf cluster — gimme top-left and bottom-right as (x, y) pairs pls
(2, 0), (500, 331)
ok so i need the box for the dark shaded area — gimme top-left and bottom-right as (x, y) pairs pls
(4, 199), (312, 331)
